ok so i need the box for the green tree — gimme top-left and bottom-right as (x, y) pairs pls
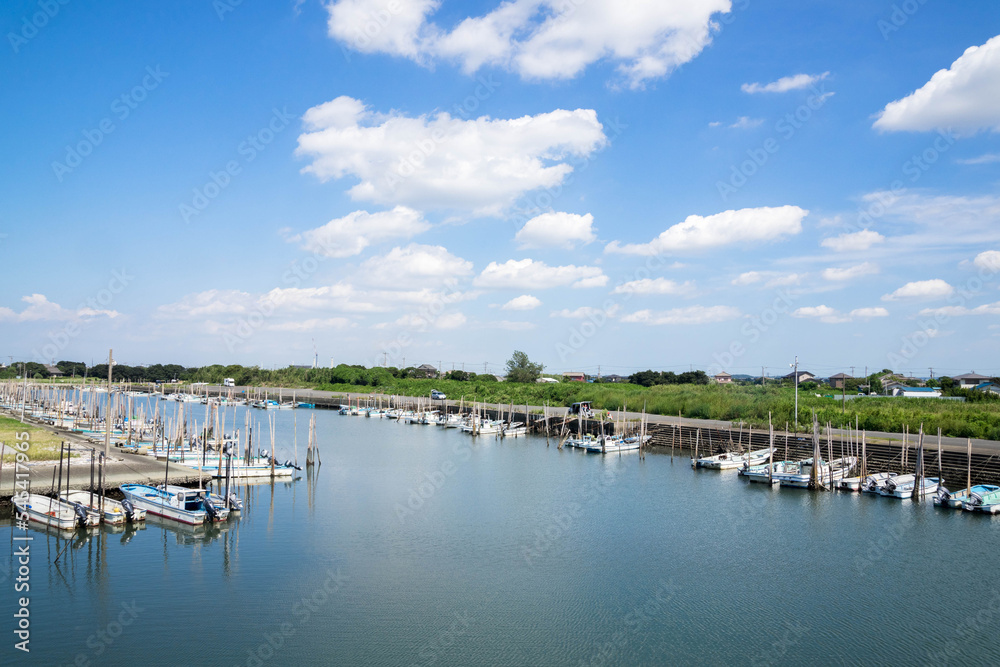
(505, 350), (543, 383)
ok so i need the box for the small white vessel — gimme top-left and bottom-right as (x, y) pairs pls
(13, 493), (99, 529)
(776, 457), (857, 488)
(59, 490), (146, 524)
(695, 447), (774, 470)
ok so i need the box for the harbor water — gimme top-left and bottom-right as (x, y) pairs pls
(4, 406), (1000, 665)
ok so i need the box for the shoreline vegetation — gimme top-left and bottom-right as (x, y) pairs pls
(7, 357), (1000, 440)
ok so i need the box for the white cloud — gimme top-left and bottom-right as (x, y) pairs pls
(326, 0), (733, 89)
(919, 301), (1000, 317)
(267, 318), (354, 332)
(474, 259), (607, 289)
(729, 116), (764, 129)
(605, 205), (807, 255)
(957, 153), (1000, 165)
(501, 294), (542, 311)
(822, 262), (879, 281)
(154, 289), (256, 319)
(732, 271), (762, 286)
(359, 244), (473, 287)
(551, 305), (620, 319)
(974, 250), (1000, 272)
(291, 207), (430, 258)
(612, 278), (695, 295)
(741, 72), (829, 94)
(881, 279), (954, 301)
(849, 307), (889, 319)
(873, 35), (1000, 134)
(821, 229), (885, 252)
(435, 312), (467, 329)
(792, 305), (888, 324)
(620, 305), (741, 325)
(296, 96), (606, 216)
(0, 294), (119, 322)
(766, 274), (803, 287)
(515, 212), (596, 250)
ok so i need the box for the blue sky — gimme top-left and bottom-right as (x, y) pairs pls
(2, 0), (1000, 378)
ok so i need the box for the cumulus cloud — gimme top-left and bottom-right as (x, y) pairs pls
(873, 35), (1000, 134)
(605, 205), (807, 255)
(291, 207), (430, 258)
(957, 153), (1000, 165)
(728, 116), (764, 129)
(822, 262), (879, 281)
(881, 279), (954, 301)
(741, 72), (829, 94)
(732, 271), (762, 286)
(821, 229), (885, 252)
(296, 96), (606, 216)
(0, 294), (119, 322)
(515, 212), (596, 249)
(474, 259), (607, 289)
(620, 305), (741, 325)
(359, 244), (473, 287)
(974, 250), (1000, 271)
(501, 294), (542, 310)
(612, 278), (695, 295)
(326, 0), (733, 89)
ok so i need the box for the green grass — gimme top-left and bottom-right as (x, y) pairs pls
(315, 379), (1000, 439)
(0, 415), (70, 462)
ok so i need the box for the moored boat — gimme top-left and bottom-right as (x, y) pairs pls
(962, 487), (1000, 513)
(60, 490), (146, 524)
(13, 493), (98, 529)
(776, 457), (857, 488)
(935, 485), (1000, 509)
(120, 484), (208, 525)
(695, 447), (774, 470)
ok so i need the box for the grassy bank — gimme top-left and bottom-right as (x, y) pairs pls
(0, 415), (69, 463)
(316, 380), (1000, 439)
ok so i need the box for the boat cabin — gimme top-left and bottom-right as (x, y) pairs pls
(569, 402), (594, 417)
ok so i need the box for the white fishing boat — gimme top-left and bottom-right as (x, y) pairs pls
(739, 460), (797, 484)
(860, 472), (898, 494)
(695, 447), (774, 470)
(838, 476), (863, 491)
(776, 457), (857, 488)
(13, 493), (98, 529)
(884, 476), (941, 499)
(501, 422), (528, 437)
(878, 474), (915, 497)
(59, 490), (146, 524)
(157, 485), (230, 521)
(120, 484), (207, 525)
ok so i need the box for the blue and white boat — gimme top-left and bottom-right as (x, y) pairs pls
(934, 484), (1000, 509)
(962, 486), (1000, 514)
(120, 484), (209, 525)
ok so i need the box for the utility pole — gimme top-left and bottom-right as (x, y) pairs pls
(597, 365), (601, 381)
(790, 356), (799, 430)
(105, 348), (113, 458)
(762, 366), (766, 386)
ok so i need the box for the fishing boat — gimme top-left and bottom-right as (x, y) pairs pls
(157, 485), (230, 522)
(583, 435), (642, 453)
(878, 474), (915, 497)
(935, 485), (1000, 509)
(884, 476), (941, 500)
(59, 490), (146, 525)
(776, 457), (857, 488)
(13, 493), (98, 529)
(120, 484), (208, 525)
(695, 447), (773, 470)
(501, 422), (528, 437)
(739, 460), (797, 484)
(962, 487), (1000, 513)
(860, 472), (898, 494)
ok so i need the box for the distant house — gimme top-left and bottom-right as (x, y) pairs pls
(562, 372), (587, 382)
(783, 370), (816, 384)
(602, 374), (625, 383)
(713, 372), (733, 384)
(892, 386), (942, 398)
(974, 382), (1000, 396)
(415, 364), (440, 379)
(828, 373), (852, 390)
(953, 372), (992, 389)
(45, 364), (64, 377)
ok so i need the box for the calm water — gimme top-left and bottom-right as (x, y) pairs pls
(4, 406), (1000, 666)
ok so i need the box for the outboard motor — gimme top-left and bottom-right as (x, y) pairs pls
(73, 502), (90, 527)
(203, 497), (221, 522)
(121, 498), (136, 522)
(228, 492), (243, 511)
